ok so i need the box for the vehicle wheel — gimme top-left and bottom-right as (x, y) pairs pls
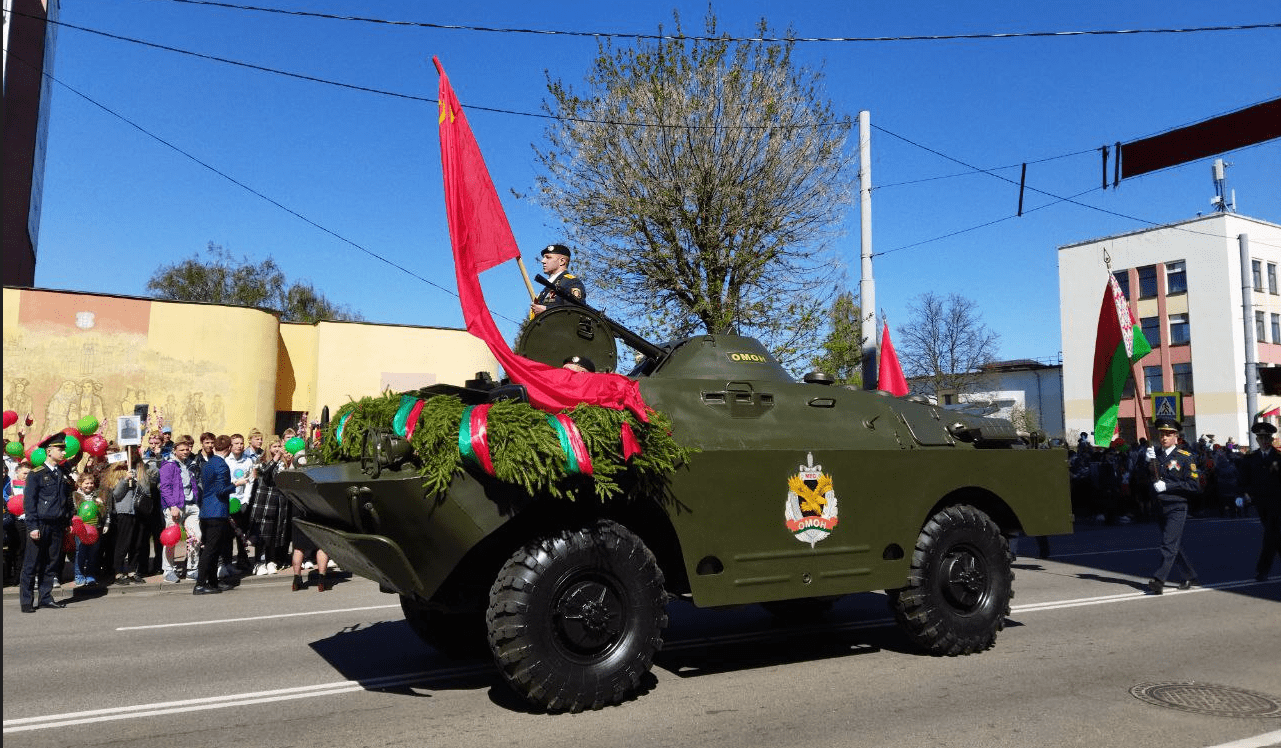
(888, 504), (1012, 656)
(486, 519), (668, 712)
(400, 596), (487, 658)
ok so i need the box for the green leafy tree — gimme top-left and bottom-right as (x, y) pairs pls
(146, 242), (361, 323)
(531, 10), (856, 368)
(809, 290), (864, 385)
(898, 292), (1000, 402)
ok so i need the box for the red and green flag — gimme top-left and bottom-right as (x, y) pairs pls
(1092, 274), (1152, 444)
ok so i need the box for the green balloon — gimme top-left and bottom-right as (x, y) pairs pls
(285, 436), (306, 455)
(78, 501), (99, 523)
(229, 497), (241, 513)
(77, 416), (99, 436)
(30, 448), (46, 466)
(4, 441), (21, 458)
(64, 434), (81, 459)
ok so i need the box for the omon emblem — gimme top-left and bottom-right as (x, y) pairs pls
(785, 452), (839, 547)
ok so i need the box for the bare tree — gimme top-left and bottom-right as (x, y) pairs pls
(898, 292), (1000, 402)
(530, 10), (856, 368)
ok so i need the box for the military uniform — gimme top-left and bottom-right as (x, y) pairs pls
(1147, 419), (1200, 592)
(535, 272), (586, 311)
(20, 436), (75, 611)
(1242, 422), (1281, 580)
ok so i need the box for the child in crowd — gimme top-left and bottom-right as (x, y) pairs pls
(72, 473), (109, 588)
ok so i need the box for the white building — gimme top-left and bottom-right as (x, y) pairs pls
(965, 360), (1065, 439)
(1059, 213), (1281, 447)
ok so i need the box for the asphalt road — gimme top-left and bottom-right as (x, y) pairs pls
(4, 515), (1280, 748)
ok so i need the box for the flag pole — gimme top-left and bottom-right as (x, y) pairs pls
(1105, 250), (1149, 444)
(516, 257), (537, 301)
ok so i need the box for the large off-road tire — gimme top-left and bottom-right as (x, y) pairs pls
(400, 595), (487, 658)
(888, 505), (1012, 656)
(486, 519), (668, 712)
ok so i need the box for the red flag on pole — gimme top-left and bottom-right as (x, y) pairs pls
(877, 322), (909, 397)
(434, 58), (650, 421)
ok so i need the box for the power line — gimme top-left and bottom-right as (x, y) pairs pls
(144, 0), (1281, 43)
(3, 50), (525, 324)
(874, 147), (1097, 190)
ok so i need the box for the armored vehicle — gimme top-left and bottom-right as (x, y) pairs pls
(279, 299), (1072, 713)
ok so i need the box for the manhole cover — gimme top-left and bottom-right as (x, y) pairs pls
(1131, 682), (1281, 718)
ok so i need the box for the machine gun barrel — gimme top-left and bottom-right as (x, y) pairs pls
(535, 275), (665, 361)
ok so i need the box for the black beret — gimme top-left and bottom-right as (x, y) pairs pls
(1153, 418), (1182, 433)
(1251, 422), (1277, 436)
(541, 243), (572, 258)
(563, 355), (596, 373)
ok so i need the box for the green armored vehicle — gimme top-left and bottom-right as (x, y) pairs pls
(278, 300), (1071, 713)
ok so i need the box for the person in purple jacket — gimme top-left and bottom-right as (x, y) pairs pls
(195, 435), (234, 595)
(158, 437), (201, 583)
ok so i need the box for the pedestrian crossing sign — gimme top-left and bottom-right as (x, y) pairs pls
(1151, 392), (1182, 421)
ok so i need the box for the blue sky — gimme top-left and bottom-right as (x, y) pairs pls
(29, 0), (1281, 365)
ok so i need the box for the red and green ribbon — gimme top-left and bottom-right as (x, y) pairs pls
(392, 395), (419, 437)
(404, 399), (428, 439)
(335, 411), (353, 445)
(458, 404), (496, 476)
(546, 414), (593, 476)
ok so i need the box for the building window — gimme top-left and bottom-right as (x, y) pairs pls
(1172, 363), (1193, 394)
(1144, 365), (1163, 394)
(1273, 314), (1281, 344)
(1253, 260), (1263, 291)
(1141, 316), (1161, 347)
(1270, 263), (1279, 295)
(1113, 270), (1130, 299)
(1138, 265), (1158, 299)
(1257, 311), (1267, 342)
(1165, 261), (1187, 295)
(1168, 313), (1190, 345)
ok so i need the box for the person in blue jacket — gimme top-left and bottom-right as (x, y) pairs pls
(195, 435), (234, 595)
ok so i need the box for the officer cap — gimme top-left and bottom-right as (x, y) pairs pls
(541, 243), (572, 259)
(38, 433), (67, 449)
(563, 355), (596, 373)
(1154, 418), (1182, 433)
(1250, 421), (1277, 437)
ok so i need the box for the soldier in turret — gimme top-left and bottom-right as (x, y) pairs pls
(530, 243), (586, 316)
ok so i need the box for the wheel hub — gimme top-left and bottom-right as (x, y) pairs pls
(554, 578), (624, 655)
(940, 547), (987, 611)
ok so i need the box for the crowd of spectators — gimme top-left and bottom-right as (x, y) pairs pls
(1069, 430), (1257, 524)
(3, 419), (333, 598)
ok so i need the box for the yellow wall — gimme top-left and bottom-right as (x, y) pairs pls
(3, 287), (498, 444)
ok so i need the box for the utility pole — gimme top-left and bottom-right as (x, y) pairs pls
(858, 110), (877, 390)
(1241, 233), (1260, 443)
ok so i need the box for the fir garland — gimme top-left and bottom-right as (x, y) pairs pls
(320, 391), (691, 502)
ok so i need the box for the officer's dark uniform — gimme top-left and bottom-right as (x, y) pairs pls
(534, 244), (586, 311)
(1242, 422), (1281, 581)
(1147, 418), (1201, 593)
(20, 434), (75, 611)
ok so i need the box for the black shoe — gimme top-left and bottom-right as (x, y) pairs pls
(115, 574), (133, 586)
(128, 574), (146, 584)
(1146, 578), (1164, 595)
(20, 603), (35, 613)
(192, 585), (222, 595)
(39, 600), (67, 609)
(292, 575), (305, 591)
(216, 581), (235, 592)
(1178, 578), (1199, 590)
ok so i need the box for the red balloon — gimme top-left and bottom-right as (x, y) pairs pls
(83, 434), (109, 458)
(73, 521), (89, 541)
(160, 524), (183, 548)
(62, 531), (76, 552)
(5, 495), (21, 516)
(81, 525), (100, 546)
(24, 445), (35, 461)
(62, 427), (80, 437)
(2, 410), (16, 429)
(71, 516), (85, 530)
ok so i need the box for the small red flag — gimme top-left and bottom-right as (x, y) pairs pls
(434, 58), (650, 422)
(877, 322), (909, 397)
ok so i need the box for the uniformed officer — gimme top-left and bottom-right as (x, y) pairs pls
(530, 243), (586, 317)
(1242, 421), (1281, 581)
(562, 355), (596, 373)
(1145, 418), (1201, 594)
(19, 433), (76, 612)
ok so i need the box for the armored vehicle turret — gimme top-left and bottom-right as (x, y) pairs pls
(278, 301), (1072, 713)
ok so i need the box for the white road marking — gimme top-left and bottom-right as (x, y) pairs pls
(1203, 729), (1281, 748)
(114, 603), (401, 631)
(8, 578), (1276, 733)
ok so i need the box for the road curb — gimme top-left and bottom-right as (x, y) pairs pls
(3, 568), (345, 597)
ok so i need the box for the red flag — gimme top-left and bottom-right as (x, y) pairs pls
(434, 58), (650, 422)
(877, 322), (909, 397)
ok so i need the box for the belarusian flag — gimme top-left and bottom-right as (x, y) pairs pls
(1092, 274), (1152, 444)
(1256, 406), (1280, 419)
